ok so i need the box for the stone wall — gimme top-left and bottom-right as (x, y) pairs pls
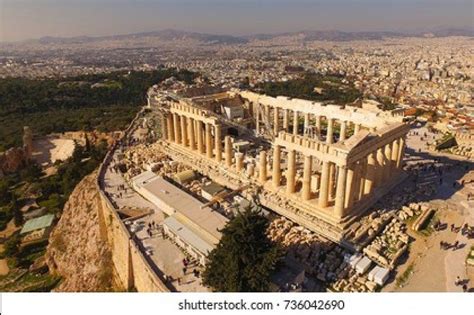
(95, 108), (170, 292)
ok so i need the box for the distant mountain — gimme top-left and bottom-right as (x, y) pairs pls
(247, 29), (474, 42)
(22, 27), (474, 46)
(36, 29), (248, 45)
(428, 28), (474, 37)
(245, 30), (405, 41)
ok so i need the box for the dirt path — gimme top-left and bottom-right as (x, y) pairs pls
(444, 187), (474, 291)
(0, 259), (9, 276)
(0, 219), (19, 239)
(0, 244), (9, 276)
(384, 190), (473, 292)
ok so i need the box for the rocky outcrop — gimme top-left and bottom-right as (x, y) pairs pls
(0, 146), (29, 175)
(0, 126), (33, 176)
(46, 171), (116, 292)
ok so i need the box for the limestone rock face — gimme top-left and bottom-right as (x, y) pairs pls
(46, 172), (115, 292)
(0, 147), (28, 174)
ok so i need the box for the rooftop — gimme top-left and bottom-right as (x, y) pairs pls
(163, 216), (214, 256)
(141, 176), (229, 244)
(20, 214), (55, 235)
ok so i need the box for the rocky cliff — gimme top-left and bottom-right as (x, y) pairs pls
(46, 171), (116, 292)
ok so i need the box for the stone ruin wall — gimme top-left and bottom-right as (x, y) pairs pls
(0, 127), (33, 177)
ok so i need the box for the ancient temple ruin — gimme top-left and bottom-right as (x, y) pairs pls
(154, 88), (410, 244)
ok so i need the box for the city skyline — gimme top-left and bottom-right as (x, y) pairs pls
(1, 0), (473, 42)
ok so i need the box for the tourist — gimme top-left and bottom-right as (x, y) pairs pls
(455, 276), (461, 286)
(462, 223), (468, 235)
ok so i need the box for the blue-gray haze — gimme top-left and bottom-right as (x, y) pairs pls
(1, 0), (472, 42)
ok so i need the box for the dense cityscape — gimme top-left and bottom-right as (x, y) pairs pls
(0, 7), (473, 311)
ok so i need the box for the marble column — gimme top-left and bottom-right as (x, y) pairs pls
(273, 107), (279, 135)
(293, 111), (298, 135)
(215, 124), (222, 162)
(391, 139), (400, 172)
(318, 161), (330, 208)
(180, 115), (188, 146)
(161, 115), (167, 140)
(383, 143), (392, 181)
(264, 105), (270, 124)
(304, 113), (310, 135)
(326, 118), (334, 144)
(358, 161), (367, 200)
(351, 162), (362, 204)
(364, 152), (377, 194)
(272, 145), (281, 188)
(259, 151), (267, 184)
(194, 119), (198, 145)
(205, 123), (213, 159)
(340, 120), (347, 141)
(315, 115), (322, 140)
(187, 117), (195, 150)
(283, 109), (289, 132)
(166, 114), (174, 142)
(328, 162), (336, 198)
(173, 113), (181, 144)
(376, 147), (385, 184)
(344, 165), (355, 209)
(247, 163), (255, 177)
(286, 150), (296, 194)
(224, 136), (232, 167)
(397, 137), (405, 169)
(302, 155), (312, 201)
(235, 152), (244, 172)
(197, 121), (204, 154)
(354, 123), (361, 134)
(335, 166), (348, 218)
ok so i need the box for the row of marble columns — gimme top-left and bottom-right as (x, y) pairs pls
(266, 137), (405, 218)
(165, 113), (223, 162)
(163, 112), (406, 219)
(254, 104), (364, 143)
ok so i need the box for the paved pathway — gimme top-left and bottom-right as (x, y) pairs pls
(131, 216), (208, 292)
(444, 183), (474, 291)
(101, 116), (209, 292)
(384, 126), (474, 292)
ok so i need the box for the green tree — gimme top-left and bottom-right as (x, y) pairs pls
(11, 196), (24, 227)
(20, 162), (43, 182)
(4, 234), (20, 257)
(71, 141), (84, 163)
(0, 179), (12, 205)
(202, 206), (282, 292)
(84, 133), (91, 153)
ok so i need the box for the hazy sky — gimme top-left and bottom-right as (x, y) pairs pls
(1, 0), (473, 42)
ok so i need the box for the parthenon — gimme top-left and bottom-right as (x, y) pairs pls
(156, 88), (410, 244)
